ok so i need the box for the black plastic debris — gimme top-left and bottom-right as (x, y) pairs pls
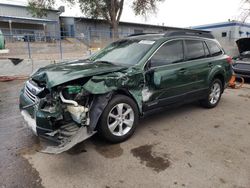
(8, 58), (23, 65)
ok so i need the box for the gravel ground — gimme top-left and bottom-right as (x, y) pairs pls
(1, 80), (250, 188)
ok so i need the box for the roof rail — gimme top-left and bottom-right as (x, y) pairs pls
(127, 33), (159, 37)
(164, 29), (214, 39)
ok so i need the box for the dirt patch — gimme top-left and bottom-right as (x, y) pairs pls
(238, 94), (250, 99)
(67, 142), (87, 155)
(91, 138), (123, 158)
(131, 144), (170, 172)
(214, 125), (220, 128)
(18, 140), (42, 156)
(184, 151), (193, 156)
(149, 129), (159, 136)
(220, 178), (226, 184)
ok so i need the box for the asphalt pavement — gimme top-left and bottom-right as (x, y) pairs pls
(1, 80), (250, 188)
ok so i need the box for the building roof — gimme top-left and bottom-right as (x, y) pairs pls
(192, 21), (250, 30)
(0, 15), (58, 24)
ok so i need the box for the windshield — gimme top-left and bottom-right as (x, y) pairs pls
(89, 39), (155, 66)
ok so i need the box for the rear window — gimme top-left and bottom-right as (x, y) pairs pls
(206, 41), (223, 57)
(185, 40), (206, 60)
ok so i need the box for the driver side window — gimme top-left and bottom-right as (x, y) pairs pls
(151, 40), (184, 67)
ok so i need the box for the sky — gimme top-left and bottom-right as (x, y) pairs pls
(1, 0), (246, 27)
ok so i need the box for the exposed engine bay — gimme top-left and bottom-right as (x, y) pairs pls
(20, 79), (113, 154)
(19, 61), (145, 154)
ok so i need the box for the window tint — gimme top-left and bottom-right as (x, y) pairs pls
(206, 41), (223, 57)
(151, 40), (184, 67)
(185, 40), (205, 60)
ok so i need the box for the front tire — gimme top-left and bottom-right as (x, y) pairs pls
(200, 79), (222, 108)
(97, 95), (139, 143)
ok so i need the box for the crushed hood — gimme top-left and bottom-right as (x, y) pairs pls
(236, 38), (250, 54)
(31, 59), (126, 88)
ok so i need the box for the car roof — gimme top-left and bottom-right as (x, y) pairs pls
(126, 29), (214, 41)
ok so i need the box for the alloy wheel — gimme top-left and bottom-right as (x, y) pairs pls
(107, 103), (135, 136)
(209, 82), (221, 105)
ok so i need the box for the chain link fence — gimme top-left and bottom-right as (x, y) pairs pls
(0, 28), (134, 61)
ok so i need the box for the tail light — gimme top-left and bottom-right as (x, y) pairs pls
(226, 56), (233, 64)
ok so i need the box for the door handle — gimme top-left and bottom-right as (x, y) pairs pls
(208, 62), (214, 68)
(178, 68), (187, 73)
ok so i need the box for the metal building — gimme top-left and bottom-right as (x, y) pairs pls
(0, 3), (60, 40)
(60, 16), (172, 39)
(192, 21), (250, 57)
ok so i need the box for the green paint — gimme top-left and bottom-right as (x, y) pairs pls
(66, 85), (82, 94)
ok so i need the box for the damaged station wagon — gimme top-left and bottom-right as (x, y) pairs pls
(19, 29), (233, 154)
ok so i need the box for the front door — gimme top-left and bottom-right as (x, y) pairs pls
(144, 39), (192, 110)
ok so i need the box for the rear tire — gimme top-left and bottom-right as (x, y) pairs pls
(97, 95), (139, 143)
(200, 79), (222, 108)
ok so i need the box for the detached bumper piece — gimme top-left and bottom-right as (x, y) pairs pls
(41, 124), (96, 154)
(21, 110), (95, 154)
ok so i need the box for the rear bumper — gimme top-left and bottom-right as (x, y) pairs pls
(233, 69), (250, 78)
(232, 62), (250, 78)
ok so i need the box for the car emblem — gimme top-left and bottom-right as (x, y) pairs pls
(31, 88), (36, 94)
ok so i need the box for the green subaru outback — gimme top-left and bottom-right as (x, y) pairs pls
(19, 30), (233, 153)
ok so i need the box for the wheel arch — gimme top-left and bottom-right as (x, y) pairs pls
(208, 68), (226, 92)
(114, 89), (142, 116)
(213, 73), (225, 89)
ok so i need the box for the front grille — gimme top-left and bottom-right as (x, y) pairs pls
(23, 80), (44, 103)
(24, 84), (37, 103)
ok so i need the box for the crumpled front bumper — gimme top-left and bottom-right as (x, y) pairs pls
(19, 87), (96, 154)
(21, 110), (37, 136)
(19, 88), (54, 136)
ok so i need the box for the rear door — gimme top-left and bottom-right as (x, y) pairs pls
(183, 39), (211, 92)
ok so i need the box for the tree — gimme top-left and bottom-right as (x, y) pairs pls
(28, 0), (55, 18)
(238, 0), (250, 23)
(27, 0), (164, 37)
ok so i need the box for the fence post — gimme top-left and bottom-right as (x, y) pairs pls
(59, 35), (63, 60)
(27, 35), (31, 59)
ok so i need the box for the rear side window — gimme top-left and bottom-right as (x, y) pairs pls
(151, 40), (184, 67)
(185, 40), (206, 60)
(203, 42), (210, 57)
(206, 41), (223, 57)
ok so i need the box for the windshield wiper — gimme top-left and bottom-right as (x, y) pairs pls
(94, 60), (116, 65)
